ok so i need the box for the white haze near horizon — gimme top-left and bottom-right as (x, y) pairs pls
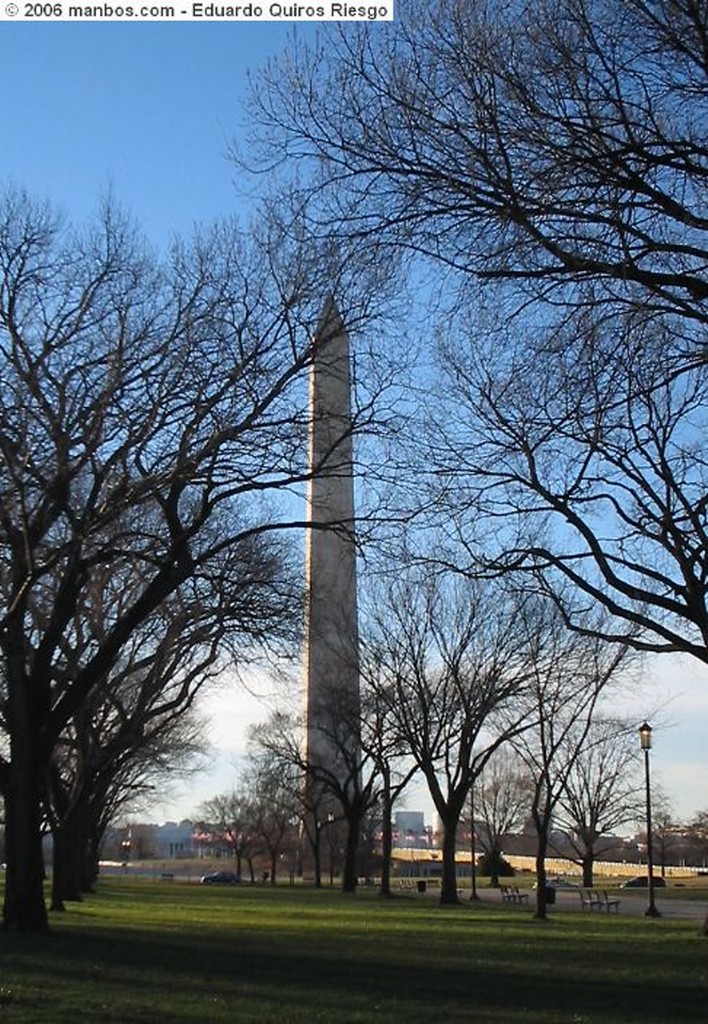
(147, 653), (708, 831)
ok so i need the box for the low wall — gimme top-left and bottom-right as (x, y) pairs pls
(391, 848), (699, 879)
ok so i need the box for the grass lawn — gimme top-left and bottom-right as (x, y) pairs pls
(0, 880), (705, 1023)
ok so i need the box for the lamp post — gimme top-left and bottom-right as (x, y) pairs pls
(469, 783), (479, 901)
(639, 722), (661, 918)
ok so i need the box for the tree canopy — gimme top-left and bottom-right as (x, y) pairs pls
(249, 0), (708, 663)
(0, 188), (387, 930)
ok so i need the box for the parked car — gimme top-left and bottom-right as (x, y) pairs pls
(619, 875), (666, 888)
(200, 871), (240, 885)
(532, 877), (580, 890)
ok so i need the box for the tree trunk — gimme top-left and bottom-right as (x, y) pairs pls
(51, 825), (84, 911)
(51, 806), (96, 910)
(379, 784), (394, 898)
(3, 757), (48, 932)
(582, 851), (594, 889)
(534, 831), (549, 920)
(83, 823), (101, 892)
(313, 841), (322, 887)
(488, 844), (503, 888)
(439, 817), (460, 905)
(342, 811), (360, 894)
(306, 822), (323, 888)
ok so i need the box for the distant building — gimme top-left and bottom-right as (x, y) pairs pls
(151, 820), (195, 859)
(393, 811), (430, 848)
(395, 811), (424, 833)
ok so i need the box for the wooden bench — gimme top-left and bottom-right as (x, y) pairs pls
(160, 872), (175, 882)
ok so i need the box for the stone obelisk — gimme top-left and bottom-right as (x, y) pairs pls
(304, 299), (360, 794)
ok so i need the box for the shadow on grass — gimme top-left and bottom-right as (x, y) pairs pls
(0, 885), (704, 1023)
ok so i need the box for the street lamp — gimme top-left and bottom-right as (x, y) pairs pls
(639, 722), (661, 918)
(469, 783), (479, 901)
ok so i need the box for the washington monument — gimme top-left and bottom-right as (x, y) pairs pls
(303, 299), (360, 794)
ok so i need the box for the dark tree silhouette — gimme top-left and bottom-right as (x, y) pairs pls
(367, 569), (533, 905)
(248, 0), (708, 663)
(0, 189), (384, 931)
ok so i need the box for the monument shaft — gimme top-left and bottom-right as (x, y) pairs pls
(304, 300), (360, 790)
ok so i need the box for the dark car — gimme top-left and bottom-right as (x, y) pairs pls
(200, 871), (240, 885)
(533, 877), (580, 890)
(619, 875), (666, 888)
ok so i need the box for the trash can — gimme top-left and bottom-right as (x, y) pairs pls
(545, 885), (556, 905)
(417, 880), (427, 894)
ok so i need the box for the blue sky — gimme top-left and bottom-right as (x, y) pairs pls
(0, 21), (318, 819)
(0, 24), (311, 245)
(2, 23), (706, 829)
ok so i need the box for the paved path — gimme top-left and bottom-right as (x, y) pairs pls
(480, 886), (708, 921)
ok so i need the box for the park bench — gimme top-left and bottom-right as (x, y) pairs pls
(501, 885), (529, 904)
(580, 889), (602, 910)
(399, 878), (429, 893)
(580, 889), (620, 912)
(160, 872), (175, 882)
(597, 889), (620, 912)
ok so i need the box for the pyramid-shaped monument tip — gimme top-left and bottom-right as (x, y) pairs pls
(315, 296), (346, 343)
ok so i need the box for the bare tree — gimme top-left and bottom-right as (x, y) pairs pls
(250, 0), (708, 338)
(685, 810), (708, 869)
(44, 524), (296, 911)
(245, 728), (301, 885)
(199, 790), (257, 880)
(474, 748), (531, 888)
(249, 7), (708, 928)
(511, 602), (630, 918)
(367, 569), (533, 905)
(358, 654), (418, 897)
(48, 701), (205, 911)
(435, 306), (708, 665)
(554, 718), (641, 887)
(249, 696), (385, 894)
(248, 1), (708, 665)
(248, 709), (326, 887)
(304, 689), (384, 895)
(643, 791), (681, 880)
(0, 188), (389, 932)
